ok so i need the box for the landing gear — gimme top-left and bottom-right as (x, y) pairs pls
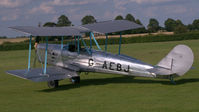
(47, 80), (59, 88)
(70, 76), (80, 84)
(169, 75), (176, 85)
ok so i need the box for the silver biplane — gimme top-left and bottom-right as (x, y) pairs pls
(7, 20), (194, 88)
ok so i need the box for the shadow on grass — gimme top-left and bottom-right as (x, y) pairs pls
(38, 76), (199, 92)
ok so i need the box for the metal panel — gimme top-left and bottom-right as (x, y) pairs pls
(82, 20), (144, 34)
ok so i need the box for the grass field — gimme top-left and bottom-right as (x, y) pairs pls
(0, 40), (199, 112)
(0, 38), (29, 45)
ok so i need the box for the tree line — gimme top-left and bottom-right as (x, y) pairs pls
(2, 13), (199, 39)
(0, 36), (7, 39)
(42, 14), (199, 35)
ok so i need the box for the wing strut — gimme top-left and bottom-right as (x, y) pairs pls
(90, 32), (101, 50)
(28, 35), (32, 71)
(77, 36), (80, 54)
(74, 36), (77, 46)
(61, 36), (64, 49)
(80, 36), (91, 55)
(118, 32), (122, 55)
(44, 37), (48, 74)
(89, 33), (92, 53)
(105, 34), (108, 52)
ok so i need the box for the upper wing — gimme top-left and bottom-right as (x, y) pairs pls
(9, 26), (90, 36)
(6, 67), (78, 82)
(9, 20), (143, 36)
(82, 20), (144, 34)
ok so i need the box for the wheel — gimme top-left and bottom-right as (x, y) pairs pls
(47, 80), (59, 88)
(70, 76), (80, 84)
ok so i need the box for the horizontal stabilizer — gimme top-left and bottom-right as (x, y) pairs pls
(148, 66), (173, 75)
(6, 67), (78, 82)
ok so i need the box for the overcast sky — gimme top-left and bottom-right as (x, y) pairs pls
(0, 0), (199, 37)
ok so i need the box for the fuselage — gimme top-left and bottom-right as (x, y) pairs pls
(37, 44), (156, 78)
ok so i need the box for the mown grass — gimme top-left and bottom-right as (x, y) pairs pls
(0, 40), (199, 112)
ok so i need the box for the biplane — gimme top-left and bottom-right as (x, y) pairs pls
(7, 20), (194, 88)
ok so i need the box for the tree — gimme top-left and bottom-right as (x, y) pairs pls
(56, 15), (71, 27)
(124, 14), (138, 34)
(115, 15), (123, 20)
(131, 19), (147, 33)
(164, 18), (177, 31)
(176, 19), (184, 26)
(187, 24), (194, 31)
(81, 15), (97, 25)
(147, 18), (160, 33)
(174, 25), (188, 34)
(43, 22), (57, 27)
(125, 14), (135, 22)
(0, 36), (7, 39)
(135, 19), (143, 25)
(192, 19), (199, 30)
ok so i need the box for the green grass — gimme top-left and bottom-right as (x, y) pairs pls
(0, 40), (199, 112)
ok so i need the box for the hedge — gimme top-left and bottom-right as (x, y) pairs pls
(0, 31), (199, 51)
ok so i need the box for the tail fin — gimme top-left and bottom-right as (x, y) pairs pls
(157, 45), (194, 76)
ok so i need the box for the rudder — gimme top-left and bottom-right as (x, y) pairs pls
(157, 44), (194, 76)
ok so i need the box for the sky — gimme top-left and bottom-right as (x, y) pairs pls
(0, 0), (199, 37)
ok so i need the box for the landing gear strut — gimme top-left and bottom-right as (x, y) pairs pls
(47, 80), (59, 88)
(169, 75), (176, 85)
(70, 76), (80, 84)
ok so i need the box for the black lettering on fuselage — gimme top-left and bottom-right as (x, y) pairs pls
(117, 63), (122, 71)
(109, 62), (115, 70)
(102, 61), (108, 69)
(88, 59), (94, 66)
(124, 65), (130, 72)
(101, 61), (130, 73)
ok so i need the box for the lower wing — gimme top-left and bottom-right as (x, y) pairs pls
(6, 67), (78, 82)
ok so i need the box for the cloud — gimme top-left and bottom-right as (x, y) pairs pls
(128, 0), (174, 4)
(163, 5), (187, 14)
(48, 0), (107, 6)
(49, 0), (90, 6)
(142, 6), (159, 17)
(1, 9), (20, 21)
(1, 14), (18, 21)
(68, 10), (94, 21)
(104, 11), (124, 19)
(112, 0), (175, 11)
(142, 4), (187, 18)
(29, 2), (55, 14)
(0, 8), (21, 21)
(29, 0), (108, 14)
(0, 0), (30, 8)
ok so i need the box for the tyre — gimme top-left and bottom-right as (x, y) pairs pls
(47, 80), (59, 88)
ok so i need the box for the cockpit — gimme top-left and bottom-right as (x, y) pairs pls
(63, 44), (76, 52)
(63, 42), (90, 54)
